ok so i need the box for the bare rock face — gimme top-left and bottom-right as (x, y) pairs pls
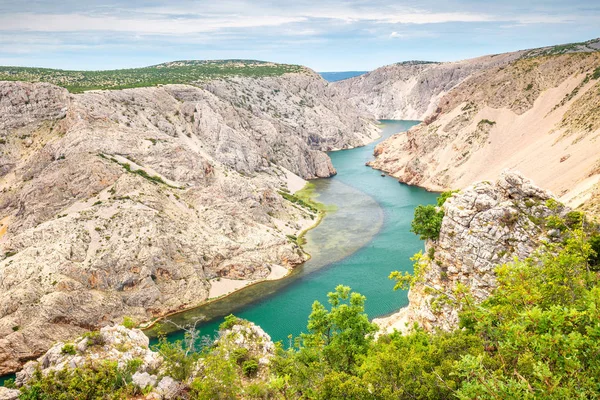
(367, 52), (600, 213)
(334, 52), (525, 121)
(0, 387), (19, 400)
(0, 76), (377, 374)
(375, 171), (569, 334)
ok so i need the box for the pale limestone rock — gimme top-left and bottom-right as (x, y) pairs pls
(15, 326), (162, 386)
(375, 171), (569, 334)
(334, 52), (525, 121)
(132, 371), (158, 389)
(0, 387), (19, 400)
(154, 376), (184, 400)
(0, 75), (377, 374)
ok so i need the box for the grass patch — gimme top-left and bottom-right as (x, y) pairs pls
(293, 182), (336, 213)
(99, 154), (179, 188)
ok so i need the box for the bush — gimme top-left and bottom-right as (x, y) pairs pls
(19, 361), (138, 399)
(191, 352), (240, 400)
(122, 316), (136, 329)
(231, 347), (250, 365)
(411, 191), (455, 241)
(61, 343), (76, 355)
(219, 314), (241, 331)
(436, 190), (457, 207)
(411, 205), (444, 240)
(82, 331), (105, 346)
(589, 233), (600, 269)
(153, 337), (199, 382)
(242, 359), (259, 377)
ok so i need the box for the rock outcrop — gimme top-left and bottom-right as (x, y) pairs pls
(15, 325), (162, 387)
(375, 171), (571, 334)
(0, 73), (377, 374)
(13, 322), (276, 399)
(368, 52), (600, 214)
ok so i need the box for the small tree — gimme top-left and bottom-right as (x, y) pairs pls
(411, 204), (444, 240)
(301, 285), (377, 373)
(410, 191), (455, 241)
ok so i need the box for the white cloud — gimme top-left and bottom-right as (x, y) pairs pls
(0, 13), (306, 34)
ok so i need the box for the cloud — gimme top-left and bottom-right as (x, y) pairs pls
(0, 13), (306, 34)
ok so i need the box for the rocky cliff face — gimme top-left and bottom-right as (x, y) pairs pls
(0, 73), (377, 374)
(368, 52), (600, 214)
(333, 53), (525, 121)
(335, 38), (600, 121)
(375, 171), (570, 334)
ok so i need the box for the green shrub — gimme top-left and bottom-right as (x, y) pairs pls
(153, 337), (199, 382)
(478, 119), (496, 126)
(411, 205), (444, 240)
(122, 316), (136, 329)
(190, 352), (240, 400)
(61, 343), (76, 355)
(82, 330), (105, 346)
(589, 233), (600, 269)
(19, 361), (138, 399)
(219, 314), (241, 331)
(410, 191), (455, 241)
(565, 210), (584, 227)
(231, 347), (250, 365)
(436, 190), (457, 207)
(242, 359), (259, 377)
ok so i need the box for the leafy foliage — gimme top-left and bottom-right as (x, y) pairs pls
(410, 191), (455, 241)
(411, 205), (444, 240)
(19, 360), (141, 400)
(152, 336), (200, 382)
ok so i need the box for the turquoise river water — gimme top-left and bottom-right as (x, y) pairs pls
(145, 120), (437, 346)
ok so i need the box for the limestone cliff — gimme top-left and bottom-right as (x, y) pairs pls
(375, 171), (572, 334)
(369, 51), (600, 215)
(335, 38), (600, 121)
(0, 72), (377, 374)
(334, 53), (523, 121)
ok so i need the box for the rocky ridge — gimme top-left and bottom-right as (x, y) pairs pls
(368, 52), (600, 215)
(335, 38), (600, 121)
(334, 53), (525, 121)
(0, 71), (377, 374)
(375, 171), (573, 334)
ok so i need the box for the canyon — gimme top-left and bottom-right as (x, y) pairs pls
(2, 37), (600, 379)
(0, 67), (377, 374)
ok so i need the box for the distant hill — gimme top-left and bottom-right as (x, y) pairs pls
(0, 60), (307, 93)
(319, 71), (368, 82)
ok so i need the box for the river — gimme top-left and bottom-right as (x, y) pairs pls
(145, 120), (437, 346)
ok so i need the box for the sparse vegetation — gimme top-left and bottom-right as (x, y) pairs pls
(477, 119), (496, 127)
(0, 60), (305, 93)
(61, 343), (76, 355)
(122, 316), (136, 329)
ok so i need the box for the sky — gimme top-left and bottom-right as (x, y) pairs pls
(0, 0), (599, 72)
